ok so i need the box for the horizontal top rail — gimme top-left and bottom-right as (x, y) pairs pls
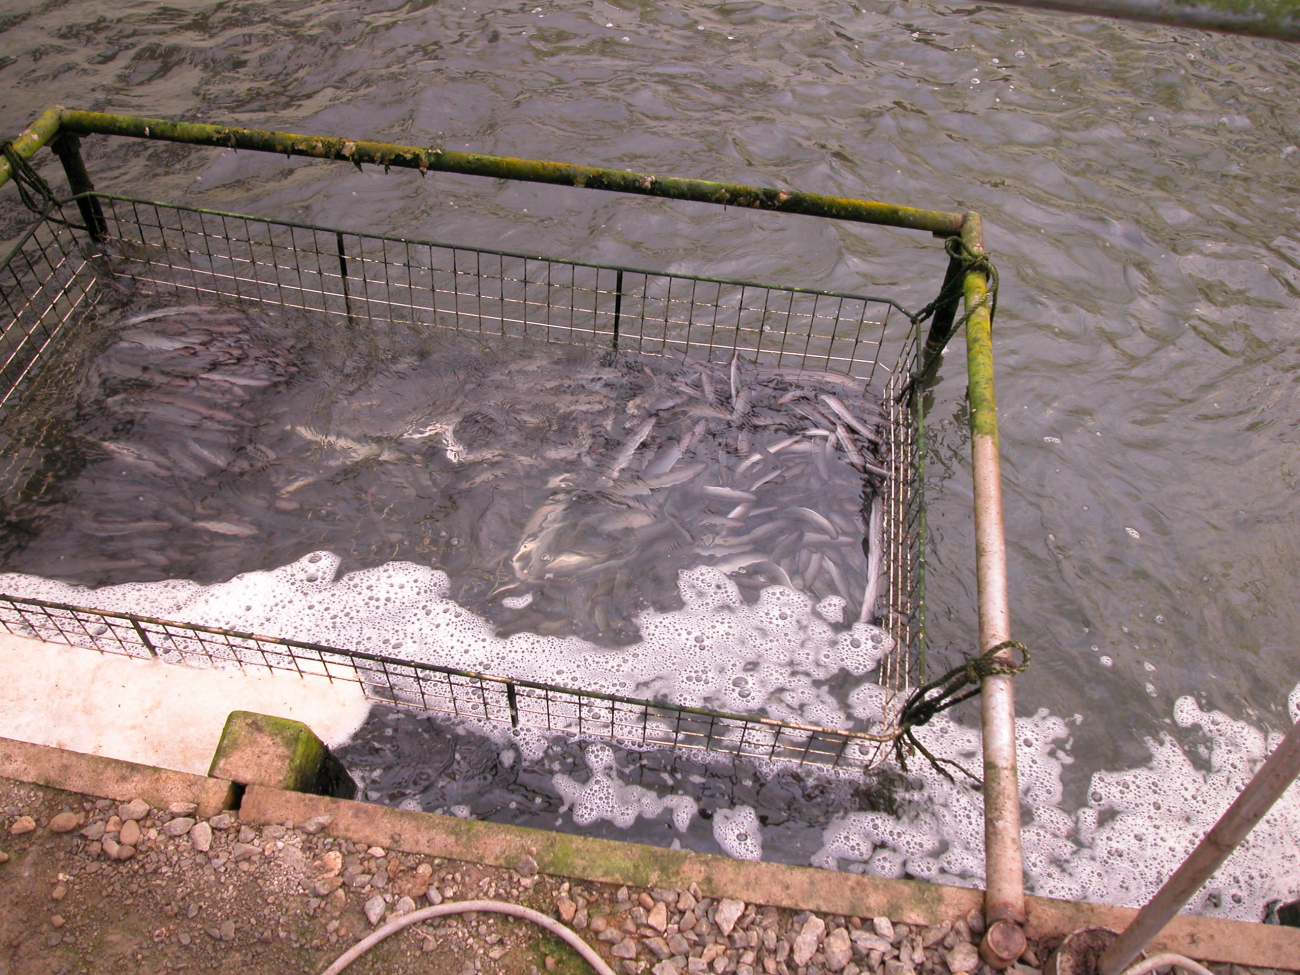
(2, 106), (966, 237)
(977, 0), (1300, 43)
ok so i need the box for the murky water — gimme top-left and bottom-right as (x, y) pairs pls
(3, 0), (1300, 907)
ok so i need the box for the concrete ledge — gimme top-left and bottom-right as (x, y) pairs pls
(0, 736), (236, 817)
(238, 785), (1300, 971)
(2, 731), (1298, 971)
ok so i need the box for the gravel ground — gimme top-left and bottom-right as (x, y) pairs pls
(0, 777), (1290, 975)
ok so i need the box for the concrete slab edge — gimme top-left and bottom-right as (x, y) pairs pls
(3, 734), (1297, 970)
(0, 736), (236, 818)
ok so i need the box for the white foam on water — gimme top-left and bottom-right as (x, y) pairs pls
(0, 553), (892, 726)
(553, 743), (698, 833)
(712, 805), (763, 861)
(814, 695), (1300, 921)
(5, 552), (1299, 918)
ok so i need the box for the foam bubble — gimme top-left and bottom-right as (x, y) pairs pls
(712, 805), (763, 860)
(553, 743), (698, 833)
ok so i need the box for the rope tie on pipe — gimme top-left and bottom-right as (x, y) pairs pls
(879, 640), (1030, 783)
(0, 141), (57, 214)
(912, 235), (1000, 330)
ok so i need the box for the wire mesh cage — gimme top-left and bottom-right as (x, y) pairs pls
(0, 191), (930, 769)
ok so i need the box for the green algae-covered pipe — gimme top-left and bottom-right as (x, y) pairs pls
(977, 0), (1300, 42)
(55, 109), (965, 236)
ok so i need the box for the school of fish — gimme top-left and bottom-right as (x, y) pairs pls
(0, 297), (892, 647)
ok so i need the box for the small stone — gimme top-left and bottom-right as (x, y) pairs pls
(793, 916), (826, 967)
(653, 961), (682, 975)
(872, 917), (894, 942)
(9, 816), (35, 835)
(646, 936), (673, 959)
(648, 901), (669, 933)
(50, 915), (65, 928)
(299, 814), (333, 834)
(220, 919), (236, 942)
(80, 821), (105, 841)
(514, 854), (539, 877)
(616, 886), (630, 903)
(46, 933), (61, 947)
(119, 819), (142, 847)
(367, 846), (385, 858)
(669, 934), (691, 956)
(190, 821), (213, 853)
(51, 885), (67, 901)
(168, 801), (198, 816)
(365, 895), (386, 926)
(179, 931), (192, 946)
(163, 817), (196, 837)
(119, 799), (150, 822)
(715, 899), (745, 937)
(824, 929), (852, 972)
(678, 890), (697, 912)
(394, 896), (416, 916)
(612, 938), (639, 959)
(946, 943), (980, 974)
(105, 816), (122, 834)
(101, 836), (121, 859)
(116, 843), (136, 861)
(850, 932), (891, 955)
(209, 813), (236, 830)
(48, 812), (81, 834)
(556, 894), (577, 923)
(426, 887), (443, 906)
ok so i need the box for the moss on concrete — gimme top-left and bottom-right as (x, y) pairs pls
(208, 712), (355, 798)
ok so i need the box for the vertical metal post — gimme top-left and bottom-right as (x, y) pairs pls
(336, 231), (355, 325)
(1097, 717), (1300, 975)
(49, 132), (106, 240)
(506, 681), (520, 729)
(129, 618), (159, 658)
(916, 250), (965, 381)
(611, 268), (624, 350)
(962, 211), (1027, 968)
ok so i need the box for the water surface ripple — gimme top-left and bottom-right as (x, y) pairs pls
(2, 1), (1299, 795)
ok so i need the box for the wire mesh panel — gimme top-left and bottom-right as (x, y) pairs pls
(0, 593), (889, 770)
(0, 192), (932, 761)
(93, 195), (911, 384)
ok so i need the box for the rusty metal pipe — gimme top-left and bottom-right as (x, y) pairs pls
(961, 212), (1026, 968)
(54, 109), (965, 236)
(971, 0), (1300, 42)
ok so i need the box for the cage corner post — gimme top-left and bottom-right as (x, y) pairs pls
(961, 210), (1027, 968)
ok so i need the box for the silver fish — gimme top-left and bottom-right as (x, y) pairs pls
(819, 394), (879, 443)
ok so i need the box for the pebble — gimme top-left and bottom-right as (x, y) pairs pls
(220, 919), (236, 942)
(119, 819), (142, 847)
(119, 799), (150, 822)
(167, 801), (198, 816)
(426, 887), (444, 906)
(556, 893), (577, 923)
(364, 895), (387, 926)
(48, 812), (81, 834)
(947, 943), (980, 974)
(513, 854), (539, 877)
(50, 915), (65, 928)
(51, 885), (67, 901)
(647, 900), (668, 933)
(190, 821), (213, 853)
(872, 916), (894, 941)
(611, 938), (639, 959)
(162, 817), (196, 837)
(824, 927), (852, 971)
(9, 815), (35, 835)
(793, 916), (825, 967)
(394, 896), (416, 916)
(209, 813), (236, 830)
(715, 898), (745, 937)
(101, 836), (121, 859)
